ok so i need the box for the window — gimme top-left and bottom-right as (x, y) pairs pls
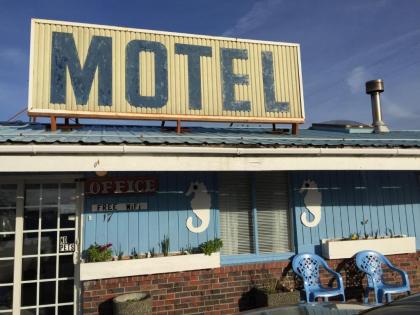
(219, 172), (291, 256)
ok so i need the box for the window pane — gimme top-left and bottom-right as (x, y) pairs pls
(24, 207), (39, 230)
(0, 184), (16, 208)
(23, 233), (38, 256)
(21, 283), (37, 306)
(59, 255), (74, 278)
(0, 285), (13, 310)
(60, 206), (76, 228)
(59, 230), (75, 254)
(39, 281), (55, 305)
(38, 308), (55, 315)
(256, 173), (290, 253)
(58, 280), (73, 303)
(61, 183), (76, 205)
(42, 184), (58, 206)
(219, 173), (254, 255)
(41, 207), (58, 229)
(0, 209), (16, 232)
(0, 234), (15, 257)
(0, 260), (14, 283)
(58, 305), (73, 315)
(22, 257), (37, 281)
(40, 256), (56, 279)
(25, 185), (40, 206)
(21, 309), (36, 315)
(40, 231), (57, 254)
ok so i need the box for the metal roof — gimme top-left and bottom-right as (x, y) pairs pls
(0, 122), (420, 148)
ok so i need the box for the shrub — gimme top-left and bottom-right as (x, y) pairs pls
(200, 238), (223, 256)
(86, 243), (113, 262)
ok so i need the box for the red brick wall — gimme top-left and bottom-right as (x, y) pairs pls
(82, 252), (420, 315)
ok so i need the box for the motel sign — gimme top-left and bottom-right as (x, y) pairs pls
(28, 19), (304, 124)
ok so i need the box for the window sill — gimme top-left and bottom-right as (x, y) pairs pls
(220, 252), (295, 266)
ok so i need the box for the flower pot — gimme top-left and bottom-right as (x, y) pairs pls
(113, 292), (151, 315)
(257, 291), (300, 307)
(80, 252), (220, 281)
(321, 236), (416, 259)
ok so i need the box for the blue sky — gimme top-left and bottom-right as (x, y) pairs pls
(0, 0), (419, 129)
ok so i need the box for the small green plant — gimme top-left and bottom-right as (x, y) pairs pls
(115, 244), (124, 260)
(131, 247), (139, 259)
(180, 243), (194, 255)
(199, 238), (223, 256)
(148, 247), (155, 258)
(349, 233), (359, 240)
(360, 219), (369, 239)
(160, 235), (170, 256)
(85, 243), (113, 262)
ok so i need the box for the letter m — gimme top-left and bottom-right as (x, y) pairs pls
(50, 32), (112, 105)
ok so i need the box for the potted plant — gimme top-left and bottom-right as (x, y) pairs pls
(85, 243), (113, 262)
(80, 238), (222, 281)
(258, 277), (300, 306)
(322, 223), (416, 259)
(199, 238), (223, 256)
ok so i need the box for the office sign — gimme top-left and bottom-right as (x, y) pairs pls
(28, 19), (304, 123)
(85, 176), (158, 195)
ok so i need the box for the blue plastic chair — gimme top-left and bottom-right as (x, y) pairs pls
(355, 250), (410, 304)
(292, 253), (346, 303)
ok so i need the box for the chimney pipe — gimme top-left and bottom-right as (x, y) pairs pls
(365, 79), (389, 133)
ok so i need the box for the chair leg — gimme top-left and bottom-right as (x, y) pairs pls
(341, 293), (346, 302)
(386, 293), (392, 303)
(364, 288), (369, 304)
(376, 289), (383, 304)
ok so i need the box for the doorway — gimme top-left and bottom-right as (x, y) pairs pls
(0, 180), (80, 315)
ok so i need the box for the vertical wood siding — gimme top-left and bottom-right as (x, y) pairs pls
(292, 171), (420, 254)
(83, 172), (218, 256)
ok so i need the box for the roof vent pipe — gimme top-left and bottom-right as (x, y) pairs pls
(365, 79), (389, 133)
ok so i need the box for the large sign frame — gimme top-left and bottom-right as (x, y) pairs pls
(28, 19), (305, 128)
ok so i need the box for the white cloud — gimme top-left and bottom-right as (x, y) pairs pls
(0, 48), (26, 66)
(223, 0), (283, 37)
(346, 66), (371, 94)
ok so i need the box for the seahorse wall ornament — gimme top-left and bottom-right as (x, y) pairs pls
(185, 181), (211, 233)
(299, 179), (322, 228)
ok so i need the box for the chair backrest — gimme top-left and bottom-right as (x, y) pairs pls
(355, 250), (385, 286)
(292, 253), (325, 289)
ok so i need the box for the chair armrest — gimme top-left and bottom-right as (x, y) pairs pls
(324, 266), (344, 288)
(388, 265), (410, 287)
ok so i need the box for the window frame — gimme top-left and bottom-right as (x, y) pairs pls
(219, 172), (295, 265)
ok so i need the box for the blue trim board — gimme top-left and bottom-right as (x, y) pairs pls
(221, 252), (295, 266)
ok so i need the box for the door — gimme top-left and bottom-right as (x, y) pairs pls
(0, 184), (18, 315)
(0, 181), (79, 315)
